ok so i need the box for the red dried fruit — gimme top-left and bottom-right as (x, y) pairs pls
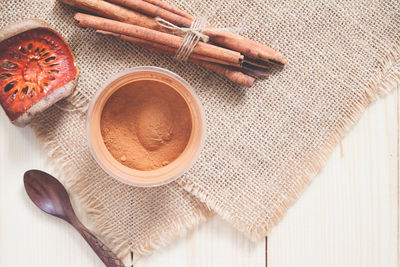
(0, 19), (79, 126)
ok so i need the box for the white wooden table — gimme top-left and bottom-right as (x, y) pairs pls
(0, 86), (398, 267)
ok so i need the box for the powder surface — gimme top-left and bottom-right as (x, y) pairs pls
(100, 80), (192, 171)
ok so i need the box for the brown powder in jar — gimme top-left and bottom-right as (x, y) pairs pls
(100, 79), (192, 171)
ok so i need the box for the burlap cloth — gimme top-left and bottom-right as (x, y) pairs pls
(2, 0), (399, 264)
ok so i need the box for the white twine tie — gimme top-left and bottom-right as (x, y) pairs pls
(156, 17), (208, 62)
(156, 17), (239, 62)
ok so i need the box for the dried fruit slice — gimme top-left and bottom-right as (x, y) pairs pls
(0, 19), (79, 126)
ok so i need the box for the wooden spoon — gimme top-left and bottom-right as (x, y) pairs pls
(23, 169), (125, 267)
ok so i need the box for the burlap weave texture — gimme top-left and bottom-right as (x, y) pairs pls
(1, 0), (399, 263)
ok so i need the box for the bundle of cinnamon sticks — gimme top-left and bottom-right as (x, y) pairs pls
(60, 0), (286, 87)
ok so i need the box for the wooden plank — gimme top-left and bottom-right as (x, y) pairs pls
(0, 118), (104, 267)
(0, 123), (89, 266)
(267, 87), (399, 267)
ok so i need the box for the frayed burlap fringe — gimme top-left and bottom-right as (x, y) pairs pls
(179, 50), (400, 241)
(30, 121), (213, 264)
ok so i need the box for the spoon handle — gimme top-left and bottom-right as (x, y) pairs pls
(74, 221), (125, 267)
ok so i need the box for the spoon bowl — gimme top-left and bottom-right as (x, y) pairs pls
(23, 169), (125, 267)
(24, 170), (73, 222)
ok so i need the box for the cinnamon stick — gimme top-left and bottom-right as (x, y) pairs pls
(241, 64), (270, 78)
(59, 0), (158, 29)
(97, 30), (236, 66)
(74, 13), (244, 67)
(141, 0), (194, 20)
(105, 0), (286, 64)
(97, 30), (255, 87)
(107, 0), (191, 27)
(193, 60), (255, 88)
